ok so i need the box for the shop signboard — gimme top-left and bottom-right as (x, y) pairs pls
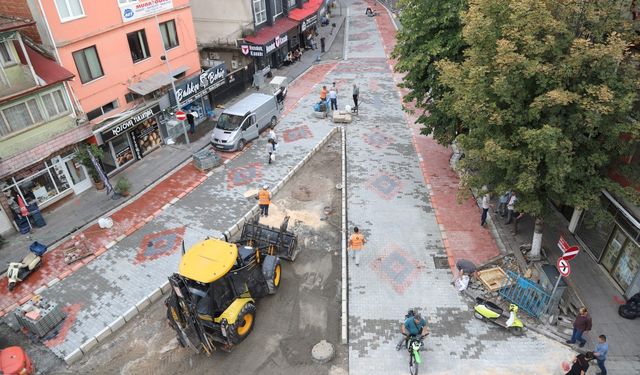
(119, 0), (173, 23)
(172, 64), (227, 106)
(275, 34), (288, 48)
(301, 14), (318, 32)
(100, 104), (161, 143)
(240, 44), (265, 57)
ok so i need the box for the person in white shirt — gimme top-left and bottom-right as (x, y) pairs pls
(505, 192), (517, 224)
(328, 88), (337, 110)
(481, 193), (491, 226)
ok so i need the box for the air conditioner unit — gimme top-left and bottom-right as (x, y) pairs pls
(231, 60), (238, 69)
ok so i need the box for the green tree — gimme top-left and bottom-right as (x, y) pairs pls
(392, 0), (468, 144)
(436, 0), (639, 257)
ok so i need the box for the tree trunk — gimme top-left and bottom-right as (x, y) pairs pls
(530, 217), (544, 260)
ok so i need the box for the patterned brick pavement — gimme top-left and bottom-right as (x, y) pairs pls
(345, 0), (575, 373)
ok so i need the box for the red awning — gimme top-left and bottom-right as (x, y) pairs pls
(288, 0), (323, 21)
(13, 40), (74, 85)
(245, 17), (299, 45)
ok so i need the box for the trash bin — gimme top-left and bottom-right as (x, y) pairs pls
(320, 37), (326, 53)
(28, 203), (46, 228)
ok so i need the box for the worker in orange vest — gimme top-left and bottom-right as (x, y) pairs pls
(258, 185), (271, 217)
(348, 226), (366, 266)
(320, 85), (328, 101)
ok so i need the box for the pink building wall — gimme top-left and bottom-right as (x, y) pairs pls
(38, 0), (200, 116)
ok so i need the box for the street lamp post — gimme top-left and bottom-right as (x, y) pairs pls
(155, 14), (190, 145)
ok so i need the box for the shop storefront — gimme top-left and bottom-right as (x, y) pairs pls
(288, 0), (324, 50)
(574, 192), (640, 298)
(93, 104), (163, 175)
(241, 17), (299, 70)
(0, 147), (93, 232)
(167, 63), (226, 127)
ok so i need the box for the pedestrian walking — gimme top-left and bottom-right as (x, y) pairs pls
(328, 87), (338, 111)
(320, 85), (327, 101)
(348, 226), (366, 266)
(566, 307), (592, 348)
(258, 185), (271, 217)
(266, 139), (276, 164)
(496, 190), (512, 217)
(480, 192), (491, 226)
(268, 126), (278, 147)
(593, 334), (608, 375)
(352, 83), (359, 109)
(505, 192), (517, 224)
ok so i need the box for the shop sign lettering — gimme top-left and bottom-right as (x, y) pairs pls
(301, 15), (318, 31)
(275, 34), (288, 48)
(119, 0), (173, 23)
(240, 44), (265, 57)
(265, 40), (276, 54)
(175, 65), (227, 104)
(101, 104), (160, 142)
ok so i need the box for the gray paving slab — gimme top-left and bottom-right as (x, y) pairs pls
(344, 0), (576, 373)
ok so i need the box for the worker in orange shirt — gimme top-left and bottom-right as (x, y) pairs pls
(258, 185), (271, 217)
(348, 226), (366, 266)
(320, 85), (328, 101)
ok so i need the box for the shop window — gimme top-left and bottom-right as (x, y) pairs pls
(287, 0), (296, 9)
(41, 89), (69, 118)
(273, 0), (283, 16)
(159, 20), (179, 50)
(253, 0), (267, 25)
(2, 159), (71, 210)
(86, 99), (119, 121)
(0, 41), (15, 67)
(54, 0), (84, 22)
(127, 29), (150, 63)
(72, 46), (104, 84)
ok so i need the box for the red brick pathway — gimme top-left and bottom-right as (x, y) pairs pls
(370, 0), (501, 271)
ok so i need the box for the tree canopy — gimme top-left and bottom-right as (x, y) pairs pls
(392, 0), (468, 144)
(429, 0), (640, 216)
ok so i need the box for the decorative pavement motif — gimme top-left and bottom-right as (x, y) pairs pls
(135, 227), (186, 264)
(283, 125), (314, 143)
(370, 246), (422, 295)
(226, 162), (263, 189)
(366, 171), (403, 200)
(363, 131), (393, 149)
(44, 303), (82, 348)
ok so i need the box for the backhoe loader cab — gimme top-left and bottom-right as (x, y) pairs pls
(165, 238), (282, 355)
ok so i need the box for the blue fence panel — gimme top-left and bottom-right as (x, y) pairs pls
(498, 270), (551, 318)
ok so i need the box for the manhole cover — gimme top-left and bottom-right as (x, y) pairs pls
(432, 256), (450, 270)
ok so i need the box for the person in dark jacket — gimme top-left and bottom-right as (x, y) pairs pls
(566, 307), (592, 348)
(565, 353), (592, 375)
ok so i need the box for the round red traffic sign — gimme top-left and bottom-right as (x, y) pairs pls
(175, 110), (186, 121)
(557, 257), (571, 277)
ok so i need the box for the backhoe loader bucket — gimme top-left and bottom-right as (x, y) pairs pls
(239, 216), (298, 261)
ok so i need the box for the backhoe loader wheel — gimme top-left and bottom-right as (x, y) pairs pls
(262, 256), (281, 295)
(228, 303), (257, 344)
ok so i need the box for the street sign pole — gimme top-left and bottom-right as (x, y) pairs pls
(546, 273), (563, 314)
(547, 258), (571, 314)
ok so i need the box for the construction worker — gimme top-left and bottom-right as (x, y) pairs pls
(348, 226), (366, 266)
(258, 185), (271, 217)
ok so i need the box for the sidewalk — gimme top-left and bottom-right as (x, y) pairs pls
(344, 0), (573, 374)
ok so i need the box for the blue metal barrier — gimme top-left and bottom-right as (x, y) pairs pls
(498, 270), (551, 319)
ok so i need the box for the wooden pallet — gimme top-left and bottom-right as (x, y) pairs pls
(477, 266), (509, 292)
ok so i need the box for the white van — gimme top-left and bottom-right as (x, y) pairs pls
(211, 93), (280, 151)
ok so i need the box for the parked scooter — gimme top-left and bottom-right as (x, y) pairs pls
(473, 297), (524, 336)
(7, 244), (45, 291)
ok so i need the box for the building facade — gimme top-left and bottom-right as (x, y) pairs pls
(0, 17), (82, 235)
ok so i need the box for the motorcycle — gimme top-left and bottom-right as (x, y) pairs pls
(473, 297), (524, 336)
(7, 248), (43, 291)
(401, 333), (428, 375)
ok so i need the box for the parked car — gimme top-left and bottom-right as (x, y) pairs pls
(211, 93), (280, 151)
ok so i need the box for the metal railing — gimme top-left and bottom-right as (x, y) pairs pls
(499, 270), (551, 319)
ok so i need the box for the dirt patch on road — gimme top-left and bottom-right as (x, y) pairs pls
(54, 133), (346, 375)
